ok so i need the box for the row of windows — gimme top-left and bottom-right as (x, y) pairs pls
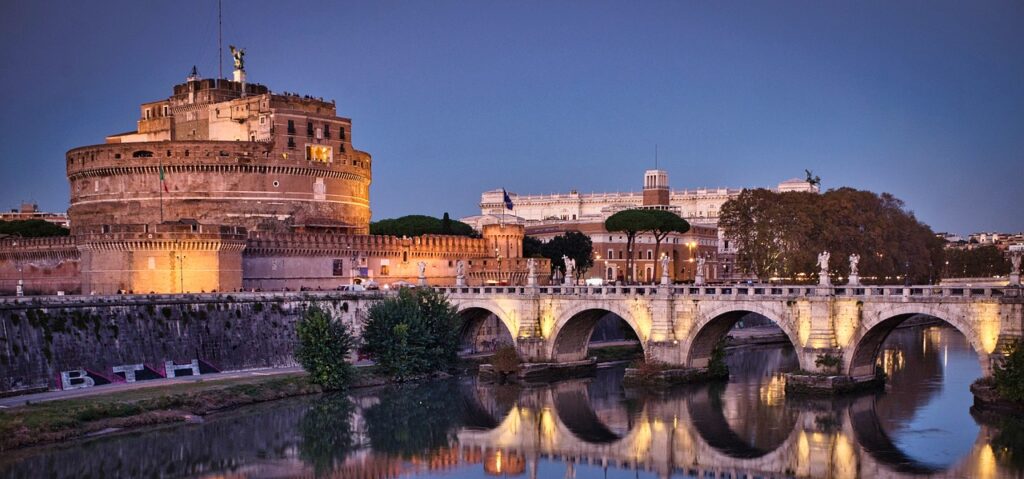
(287, 120), (346, 140)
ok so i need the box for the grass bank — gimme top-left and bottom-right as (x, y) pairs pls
(0, 368), (394, 452)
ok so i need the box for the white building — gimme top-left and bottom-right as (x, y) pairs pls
(464, 171), (817, 250)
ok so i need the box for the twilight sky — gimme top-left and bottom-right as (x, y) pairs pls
(1, 1), (1021, 234)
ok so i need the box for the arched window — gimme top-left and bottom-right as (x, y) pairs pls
(647, 250), (653, 260)
(132, 150), (153, 158)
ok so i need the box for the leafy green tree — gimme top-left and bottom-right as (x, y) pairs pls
(0, 220), (70, 237)
(995, 341), (1024, 402)
(361, 288), (462, 380)
(370, 214), (475, 237)
(540, 231), (594, 279)
(440, 212), (453, 234)
(643, 210), (690, 281)
(605, 209), (653, 283)
(294, 305), (356, 390)
(522, 235), (545, 258)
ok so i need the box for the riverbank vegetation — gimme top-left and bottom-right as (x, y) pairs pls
(295, 305), (356, 390)
(361, 288), (462, 380)
(0, 373), (323, 451)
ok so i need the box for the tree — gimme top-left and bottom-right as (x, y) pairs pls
(540, 231), (594, 279)
(440, 212), (453, 235)
(944, 246), (1011, 278)
(370, 214), (475, 237)
(994, 341), (1024, 402)
(294, 305), (356, 390)
(605, 209), (653, 283)
(643, 210), (690, 281)
(0, 220), (70, 238)
(361, 288), (462, 380)
(522, 235), (545, 258)
(719, 187), (943, 284)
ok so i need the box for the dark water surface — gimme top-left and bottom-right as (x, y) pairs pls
(2, 324), (1022, 478)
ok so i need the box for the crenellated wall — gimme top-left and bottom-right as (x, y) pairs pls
(0, 237), (81, 296)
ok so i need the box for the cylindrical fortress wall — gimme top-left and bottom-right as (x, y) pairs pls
(66, 140), (371, 235)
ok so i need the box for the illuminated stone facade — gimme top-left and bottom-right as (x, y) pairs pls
(0, 69), (543, 295)
(69, 75), (370, 235)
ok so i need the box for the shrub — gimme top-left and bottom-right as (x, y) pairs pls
(490, 346), (521, 379)
(995, 341), (1024, 402)
(294, 305), (356, 390)
(361, 288), (462, 380)
(815, 351), (843, 374)
(707, 338), (729, 378)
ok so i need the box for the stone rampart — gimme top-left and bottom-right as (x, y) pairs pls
(0, 292), (379, 393)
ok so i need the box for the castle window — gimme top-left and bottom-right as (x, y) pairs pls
(145, 108), (152, 119)
(166, 150), (172, 157)
(307, 121), (314, 137)
(339, 127), (345, 140)
(259, 115), (266, 125)
(287, 120), (296, 134)
(339, 143), (346, 153)
(162, 105), (169, 116)
(184, 150), (190, 157)
(380, 265), (389, 276)
(323, 125), (330, 139)
(332, 259), (345, 276)
(287, 137), (296, 149)
(132, 150), (154, 158)
(114, 153), (122, 159)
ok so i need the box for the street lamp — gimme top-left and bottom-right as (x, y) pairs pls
(176, 253), (186, 293)
(10, 233), (24, 297)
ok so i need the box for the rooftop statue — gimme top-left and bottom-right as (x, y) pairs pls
(229, 45), (245, 71)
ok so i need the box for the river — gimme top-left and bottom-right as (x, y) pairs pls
(2, 324), (1022, 478)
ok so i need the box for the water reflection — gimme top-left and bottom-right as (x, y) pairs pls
(1, 325), (1021, 478)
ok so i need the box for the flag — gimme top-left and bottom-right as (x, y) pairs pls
(159, 166), (169, 193)
(502, 189), (514, 210)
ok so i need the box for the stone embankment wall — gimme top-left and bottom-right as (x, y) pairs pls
(0, 292), (378, 393)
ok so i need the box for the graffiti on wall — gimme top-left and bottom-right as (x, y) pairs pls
(58, 359), (221, 390)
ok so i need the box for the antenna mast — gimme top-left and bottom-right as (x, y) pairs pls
(218, 0), (223, 79)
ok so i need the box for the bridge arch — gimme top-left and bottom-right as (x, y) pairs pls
(549, 301), (646, 363)
(686, 302), (804, 370)
(452, 300), (518, 351)
(846, 304), (991, 377)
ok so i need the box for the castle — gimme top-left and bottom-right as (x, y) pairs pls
(0, 61), (542, 295)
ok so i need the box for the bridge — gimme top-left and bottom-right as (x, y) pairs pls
(456, 378), (1009, 479)
(441, 283), (1024, 379)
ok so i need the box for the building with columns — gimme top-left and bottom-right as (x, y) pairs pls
(464, 170), (817, 282)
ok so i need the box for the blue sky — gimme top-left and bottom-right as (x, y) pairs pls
(1, 1), (1021, 234)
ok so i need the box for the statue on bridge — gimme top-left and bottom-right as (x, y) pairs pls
(562, 255), (576, 286)
(1010, 246), (1022, 286)
(848, 254), (861, 286)
(417, 261), (427, 286)
(694, 255), (706, 285)
(455, 260), (466, 287)
(660, 254), (671, 285)
(527, 258), (537, 286)
(818, 251), (831, 286)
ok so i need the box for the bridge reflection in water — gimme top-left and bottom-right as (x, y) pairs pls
(1, 326), (1019, 479)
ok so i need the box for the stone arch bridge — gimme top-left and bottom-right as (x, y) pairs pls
(440, 283), (1024, 378)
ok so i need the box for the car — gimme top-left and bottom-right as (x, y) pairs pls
(336, 284), (367, 292)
